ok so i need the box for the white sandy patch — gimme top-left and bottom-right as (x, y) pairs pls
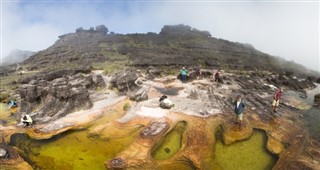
(136, 106), (169, 118)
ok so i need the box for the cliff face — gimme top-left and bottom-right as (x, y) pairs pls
(23, 24), (313, 75)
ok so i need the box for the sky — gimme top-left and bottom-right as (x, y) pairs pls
(1, 0), (319, 72)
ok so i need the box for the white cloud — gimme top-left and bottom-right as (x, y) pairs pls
(1, 1), (319, 72)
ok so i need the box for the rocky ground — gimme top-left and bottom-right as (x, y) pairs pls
(0, 68), (319, 169)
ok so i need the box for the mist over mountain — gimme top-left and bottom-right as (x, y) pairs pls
(22, 24), (318, 76)
(2, 50), (35, 66)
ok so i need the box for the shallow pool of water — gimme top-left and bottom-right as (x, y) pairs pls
(155, 87), (181, 96)
(303, 108), (320, 140)
(10, 128), (140, 170)
(212, 129), (277, 170)
(152, 121), (187, 160)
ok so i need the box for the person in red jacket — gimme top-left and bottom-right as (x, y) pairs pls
(214, 69), (221, 82)
(272, 88), (283, 112)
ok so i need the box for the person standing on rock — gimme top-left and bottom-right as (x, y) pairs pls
(234, 95), (245, 126)
(272, 88), (283, 112)
(180, 67), (188, 83)
(214, 69), (221, 82)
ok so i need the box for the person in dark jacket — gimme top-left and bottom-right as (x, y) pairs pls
(234, 95), (245, 126)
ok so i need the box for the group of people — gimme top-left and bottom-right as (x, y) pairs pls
(233, 87), (283, 126)
(179, 66), (221, 83)
(179, 66), (284, 127)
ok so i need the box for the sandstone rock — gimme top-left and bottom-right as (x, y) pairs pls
(92, 74), (106, 88)
(110, 70), (138, 93)
(18, 73), (94, 123)
(129, 86), (149, 102)
(140, 122), (169, 138)
(19, 84), (40, 102)
(314, 94), (320, 102)
(222, 120), (253, 145)
(147, 66), (161, 79)
(107, 158), (126, 169)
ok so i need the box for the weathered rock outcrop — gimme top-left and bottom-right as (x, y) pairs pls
(110, 70), (138, 94)
(18, 71), (105, 123)
(0, 143), (32, 170)
(18, 67), (91, 84)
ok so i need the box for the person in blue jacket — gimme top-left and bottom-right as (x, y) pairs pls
(180, 67), (187, 83)
(7, 100), (17, 109)
(234, 95), (245, 126)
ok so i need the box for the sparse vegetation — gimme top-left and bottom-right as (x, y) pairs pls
(123, 102), (131, 111)
(0, 93), (10, 102)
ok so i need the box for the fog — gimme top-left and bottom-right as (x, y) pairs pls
(1, 1), (319, 72)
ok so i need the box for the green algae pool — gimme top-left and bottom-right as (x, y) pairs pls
(10, 128), (140, 170)
(212, 129), (277, 170)
(152, 121), (187, 160)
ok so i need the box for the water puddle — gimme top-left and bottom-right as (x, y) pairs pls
(152, 121), (187, 160)
(154, 87), (182, 96)
(303, 108), (320, 140)
(211, 128), (277, 170)
(10, 128), (140, 170)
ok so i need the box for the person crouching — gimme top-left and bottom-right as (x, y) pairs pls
(159, 95), (174, 109)
(21, 114), (33, 127)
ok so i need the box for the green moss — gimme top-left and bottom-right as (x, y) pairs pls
(123, 102), (131, 111)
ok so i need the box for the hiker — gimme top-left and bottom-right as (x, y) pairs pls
(159, 95), (174, 109)
(272, 88), (283, 112)
(194, 66), (201, 78)
(7, 100), (17, 109)
(214, 69), (221, 82)
(234, 95), (245, 126)
(21, 114), (33, 127)
(180, 67), (188, 83)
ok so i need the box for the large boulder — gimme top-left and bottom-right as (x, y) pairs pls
(147, 66), (161, 79)
(110, 70), (138, 94)
(314, 94), (320, 102)
(128, 86), (149, 102)
(18, 73), (96, 123)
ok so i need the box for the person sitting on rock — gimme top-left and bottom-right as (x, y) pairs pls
(214, 69), (221, 82)
(7, 100), (18, 109)
(272, 88), (283, 112)
(21, 114), (33, 127)
(234, 95), (245, 126)
(159, 95), (174, 109)
(180, 67), (188, 83)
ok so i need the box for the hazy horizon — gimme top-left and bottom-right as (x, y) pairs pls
(1, 1), (319, 72)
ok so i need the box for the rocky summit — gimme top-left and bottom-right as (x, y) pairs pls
(0, 25), (319, 170)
